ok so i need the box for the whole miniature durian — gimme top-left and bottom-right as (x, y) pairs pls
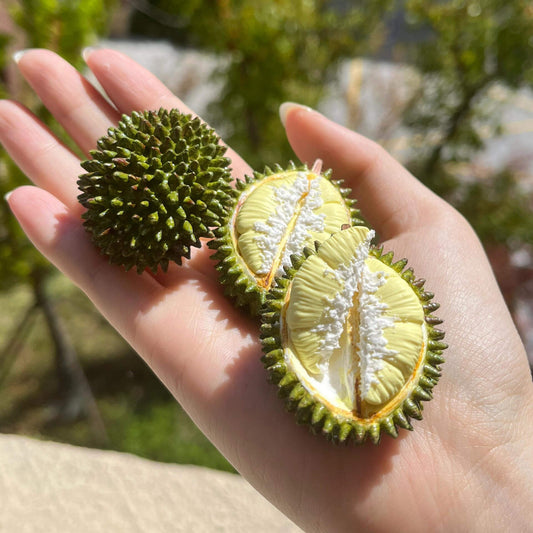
(209, 160), (363, 315)
(78, 108), (234, 273)
(260, 226), (446, 444)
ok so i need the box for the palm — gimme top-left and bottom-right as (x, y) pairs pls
(2, 50), (532, 533)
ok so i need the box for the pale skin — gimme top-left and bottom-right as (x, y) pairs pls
(1, 49), (533, 532)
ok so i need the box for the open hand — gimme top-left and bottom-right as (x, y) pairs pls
(2, 49), (532, 532)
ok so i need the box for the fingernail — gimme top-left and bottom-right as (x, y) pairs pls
(12, 49), (29, 64)
(82, 46), (98, 63)
(279, 102), (314, 127)
(4, 189), (15, 203)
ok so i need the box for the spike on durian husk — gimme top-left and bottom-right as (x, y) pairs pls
(208, 160), (365, 315)
(260, 226), (446, 445)
(78, 108), (235, 273)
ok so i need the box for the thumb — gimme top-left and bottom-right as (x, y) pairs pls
(280, 102), (445, 240)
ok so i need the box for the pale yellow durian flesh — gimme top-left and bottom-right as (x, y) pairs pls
(233, 167), (353, 290)
(281, 227), (429, 423)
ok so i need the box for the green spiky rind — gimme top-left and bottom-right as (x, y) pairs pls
(260, 240), (446, 445)
(328, 175), (366, 228)
(78, 108), (234, 273)
(208, 162), (363, 315)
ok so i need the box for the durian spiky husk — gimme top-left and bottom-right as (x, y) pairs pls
(260, 226), (446, 445)
(209, 161), (364, 315)
(78, 108), (234, 273)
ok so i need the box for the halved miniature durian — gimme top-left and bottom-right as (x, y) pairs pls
(78, 108), (234, 273)
(209, 161), (363, 315)
(260, 226), (446, 444)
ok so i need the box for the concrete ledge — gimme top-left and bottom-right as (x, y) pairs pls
(0, 434), (301, 532)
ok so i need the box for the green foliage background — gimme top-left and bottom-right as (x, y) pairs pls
(132, 0), (393, 167)
(0, 0), (117, 289)
(403, 0), (533, 247)
(0, 0), (532, 469)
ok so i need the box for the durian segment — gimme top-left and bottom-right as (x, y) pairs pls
(209, 162), (362, 315)
(364, 322), (424, 408)
(283, 227), (427, 419)
(358, 258), (425, 411)
(286, 226), (370, 374)
(314, 225), (370, 271)
(235, 179), (279, 235)
(234, 168), (353, 283)
(234, 230), (265, 275)
(286, 254), (344, 333)
(78, 108), (234, 273)
(366, 257), (425, 324)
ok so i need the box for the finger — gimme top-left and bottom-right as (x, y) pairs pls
(281, 103), (449, 239)
(15, 49), (120, 156)
(6, 185), (161, 339)
(84, 48), (252, 180)
(0, 100), (83, 213)
(5, 185), (258, 409)
(0, 99), (214, 288)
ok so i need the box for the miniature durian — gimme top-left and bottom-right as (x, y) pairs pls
(78, 108), (234, 273)
(260, 226), (446, 444)
(209, 160), (363, 315)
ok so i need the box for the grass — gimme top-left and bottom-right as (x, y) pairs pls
(0, 272), (234, 473)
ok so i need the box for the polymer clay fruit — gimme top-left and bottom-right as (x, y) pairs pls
(209, 160), (363, 315)
(77, 107), (446, 445)
(260, 226), (446, 444)
(78, 108), (233, 273)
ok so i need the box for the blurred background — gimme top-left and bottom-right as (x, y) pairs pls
(0, 0), (532, 473)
